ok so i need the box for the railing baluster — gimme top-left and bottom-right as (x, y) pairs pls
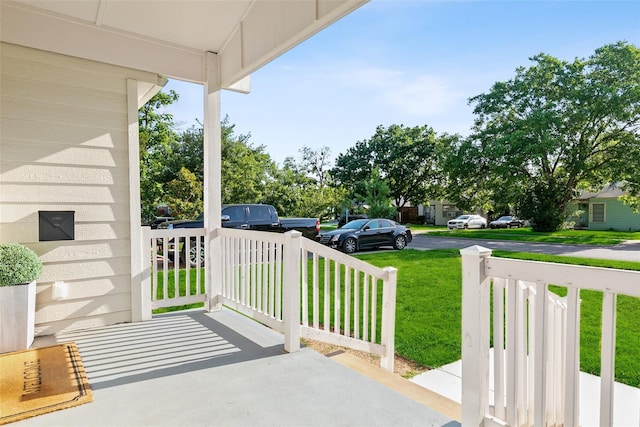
(185, 238), (191, 297)
(527, 282), (536, 426)
(162, 236), (169, 302)
(243, 238), (249, 305)
(493, 277), (506, 420)
(195, 237), (201, 295)
(600, 292), (617, 427)
(257, 240), (263, 312)
(564, 287), (580, 427)
(275, 243), (282, 320)
(506, 278), (517, 426)
(301, 248), (308, 326)
(334, 261), (340, 334)
(224, 236), (231, 299)
(172, 238), (180, 299)
(532, 282), (548, 427)
(312, 253), (319, 329)
(233, 237), (239, 302)
(371, 278), (378, 344)
(354, 268), (360, 340)
(323, 258), (330, 331)
(259, 242), (269, 313)
(363, 273), (370, 341)
(516, 281), (528, 427)
(344, 266), (351, 337)
(249, 239), (258, 308)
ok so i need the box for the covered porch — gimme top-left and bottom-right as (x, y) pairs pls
(17, 309), (459, 427)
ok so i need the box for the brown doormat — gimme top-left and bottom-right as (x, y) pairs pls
(0, 342), (93, 425)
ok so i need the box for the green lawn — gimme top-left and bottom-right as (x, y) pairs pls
(356, 249), (640, 387)
(427, 228), (640, 245)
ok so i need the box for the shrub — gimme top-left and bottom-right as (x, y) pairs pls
(0, 243), (43, 286)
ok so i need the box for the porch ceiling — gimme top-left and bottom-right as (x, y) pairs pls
(0, 0), (367, 88)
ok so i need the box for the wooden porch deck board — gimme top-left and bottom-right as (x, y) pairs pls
(16, 309), (459, 427)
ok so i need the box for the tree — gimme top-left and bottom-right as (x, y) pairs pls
(299, 146), (332, 188)
(332, 124), (446, 208)
(163, 167), (203, 219)
(358, 168), (397, 219)
(139, 90), (180, 222)
(279, 147), (350, 219)
(220, 117), (277, 205)
(463, 41), (640, 231)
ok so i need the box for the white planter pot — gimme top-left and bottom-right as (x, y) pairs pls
(0, 280), (36, 353)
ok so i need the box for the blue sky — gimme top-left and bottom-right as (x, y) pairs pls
(162, 0), (640, 165)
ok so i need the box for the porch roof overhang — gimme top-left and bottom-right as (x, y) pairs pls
(0, 0), (367, 91)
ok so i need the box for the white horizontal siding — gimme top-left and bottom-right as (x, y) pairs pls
(2, 74), (127, 112)
(1, 117), (127, 148)
(0, 222), (131, 243)
(1, 42), (159, 334)
(1, 42), (151, 93)
(0, 204), (129, 223)
(1, 183), (130, 203)
(0, 164), (126, 186)
(1, 138), (128, 167)
(36, 276), (132, 304)
(31, 240), (131, 263)
(3, 96), (128, 130)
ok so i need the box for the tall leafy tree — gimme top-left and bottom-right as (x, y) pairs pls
(460, 41), (640, 231)
(139, 90), (180, 221)
(220, 117), (276, 205)
(280, 147), (350, 218)
(163, 167), (203, 219)
(358, 168), (397, 219)
(332, 124), (446, 208)
(299, 146), (332, 188)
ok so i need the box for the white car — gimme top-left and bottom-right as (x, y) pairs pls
(447, 215), (487, 229)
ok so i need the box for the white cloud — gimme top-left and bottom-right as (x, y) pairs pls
(326, 65), (465, 117)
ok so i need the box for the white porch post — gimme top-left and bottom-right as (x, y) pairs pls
(283, 230), (302, 353)
(460, 245), (492, 427)
(204, 52), (223, 311)
(127, 79), (150, 322)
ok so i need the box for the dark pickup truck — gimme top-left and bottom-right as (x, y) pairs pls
(158, 204), (319, 239)
(156, 204), (319, 265)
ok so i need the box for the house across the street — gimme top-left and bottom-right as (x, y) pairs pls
(571, 184), (640, 231)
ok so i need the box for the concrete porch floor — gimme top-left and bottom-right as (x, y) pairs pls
(15, 309), (460, 427)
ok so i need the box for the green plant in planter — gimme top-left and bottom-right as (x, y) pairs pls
(0, 243), (43, 286)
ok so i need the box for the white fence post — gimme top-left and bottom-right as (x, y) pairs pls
(139, 226), (152, 321)
(283, 230), (302, 353)
(380, 267), (398, 372)
(461, 245), (493, 427)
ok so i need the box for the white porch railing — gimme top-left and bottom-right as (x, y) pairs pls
(142, 227), (208, 310)
(214, 228), (398, 371)
(461, 245), (640, 427)
(141, 227), (398, 372)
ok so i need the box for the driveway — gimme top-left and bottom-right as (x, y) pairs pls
(410, 235), (640, 262)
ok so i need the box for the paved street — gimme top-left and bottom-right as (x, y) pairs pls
(410, 234), (640, 262)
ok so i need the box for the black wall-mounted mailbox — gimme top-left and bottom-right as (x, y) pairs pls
(39, 211), (75, 241)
